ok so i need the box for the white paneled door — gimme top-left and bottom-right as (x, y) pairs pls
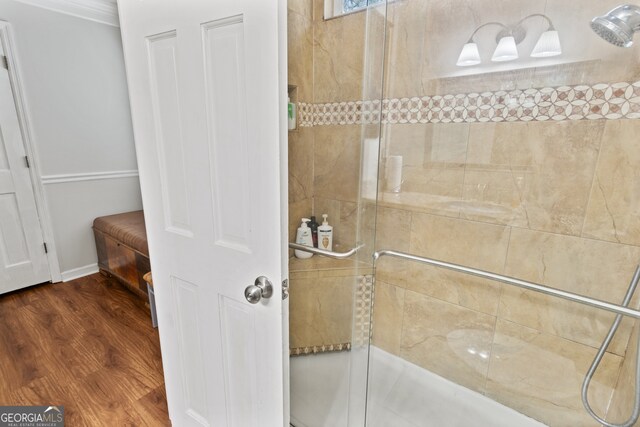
(0, 38), (49, 294)
(118, 1), (288, 426)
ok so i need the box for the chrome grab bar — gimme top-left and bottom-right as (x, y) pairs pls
(289, 243), (364, 260)
(373, 249), (640, 319)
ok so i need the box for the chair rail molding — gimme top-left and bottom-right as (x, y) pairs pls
(41, 170), (139, 185)
(10, 0), (119, 27)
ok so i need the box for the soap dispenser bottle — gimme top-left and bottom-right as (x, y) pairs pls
(308, 216), (319, 248)
(317, 214), (333, 251)
(294, 218), (314, 259)
(288, 96), (297, 130)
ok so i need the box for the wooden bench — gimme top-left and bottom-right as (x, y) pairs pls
(93, 211), (150, 299)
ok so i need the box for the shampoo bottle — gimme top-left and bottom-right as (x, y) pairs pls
(317, 214), (333, 251)
(308, 216), (319, 248)
(288, 97), (297, 130)
(294, 218), (314, 259)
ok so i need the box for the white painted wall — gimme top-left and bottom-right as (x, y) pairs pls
(0, 0), (142, 279)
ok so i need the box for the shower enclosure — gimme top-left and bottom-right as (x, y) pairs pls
(287, 1), (640, 426)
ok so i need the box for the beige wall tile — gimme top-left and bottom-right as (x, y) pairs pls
(400, 290), (496, 393)
(464, 121), (604, 235)
(377, 191), (462, 219)
(313, 125), (361, 202)
(371, 204), (412, 287)
(607, 321), (640, 425)
(406, 265), (501, 316)
(375, 256), (411, 288)
(288, 0), (312, 21)
(289, 275), (357, 349)
(356, 200), (378, 265)
(461, 168), (532, 227)
(501, 227), (640, 354)
(583, 120), (640, 246)
(372, 281), (405, 355)
(409, 212), (511, 272)
(423, 123), (469, 167)
(312, 0), (324, 23)
(288, 127), (314, 203)
(383, 1), (428, 99)
(374, 206), (412, 251)
(381, 123), (428, 167)
(313, 11), (365, 103)
(486, 319), (622, 427)
(402, 167), (465, 198)
(287, 5), (313, 100)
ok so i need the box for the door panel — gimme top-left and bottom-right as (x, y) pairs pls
(203, 16), (252, 252)
(0, 40), (49, 293)
(146, 32), (193, 237)
(118, 1), (287, 426)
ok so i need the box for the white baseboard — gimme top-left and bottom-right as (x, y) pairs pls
(61, 263), (99, 282)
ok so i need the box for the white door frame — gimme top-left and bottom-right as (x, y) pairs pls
(0, 21), (62, 283)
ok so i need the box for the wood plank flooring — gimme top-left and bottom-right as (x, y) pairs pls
(0, 273), (170, 426)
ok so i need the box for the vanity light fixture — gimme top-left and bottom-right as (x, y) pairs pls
(456, 41), (481, 66)
(457, 14), (561, 66)
(492, 36), (519, 61)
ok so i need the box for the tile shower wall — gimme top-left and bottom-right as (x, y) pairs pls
(287, 0), (314, 242)
(286, 1), (640, 426)
(287, 0), (371, 353)
(367, 1), (640, 426)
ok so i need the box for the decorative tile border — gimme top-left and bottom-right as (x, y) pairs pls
(290, 342), (351, 356)
(298, 81), (640, 127)
(353, 275), (373, 349)
(298, 102), (314, 127)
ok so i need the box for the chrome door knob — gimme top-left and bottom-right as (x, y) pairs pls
(244, 276), (273, 304)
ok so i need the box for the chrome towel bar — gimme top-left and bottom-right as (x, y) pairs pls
(373, 249), (640, 319)
(288, 243), (364, 260)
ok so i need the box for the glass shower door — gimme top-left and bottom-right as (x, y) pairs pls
(366, 1), (640, 426)
(286, 1), (387, 426)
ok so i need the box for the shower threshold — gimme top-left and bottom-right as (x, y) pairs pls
(290, 346), (546, 427)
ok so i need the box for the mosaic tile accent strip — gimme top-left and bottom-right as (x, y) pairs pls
(290, 342), (351, 356)
(298, 102), (314, 127)
(353, 275), (374, 349)
(298, 81), (640, 126)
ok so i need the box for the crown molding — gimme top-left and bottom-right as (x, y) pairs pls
(11, 0), (119, 27)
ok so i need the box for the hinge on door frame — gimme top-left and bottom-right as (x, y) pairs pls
(282, 279), (289, 300)
(43, 243), (48, 253)
(1, 56), (7, 70)
(24, 156), (30, 168)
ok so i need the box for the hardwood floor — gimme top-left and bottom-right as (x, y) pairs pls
(0, 273), (170, 426)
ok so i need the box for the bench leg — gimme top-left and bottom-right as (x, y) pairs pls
(147, 283), (158, 328)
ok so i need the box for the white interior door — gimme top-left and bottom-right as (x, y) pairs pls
(118, 1), (288, 426)
(0, 41), (49, 294)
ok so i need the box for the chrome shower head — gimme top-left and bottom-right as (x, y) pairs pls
(591, 4), (640, 47)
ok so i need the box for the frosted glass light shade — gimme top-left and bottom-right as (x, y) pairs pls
(530, 30), (561, 57)
(456, 42), (481, 66)
(491, 36), (518, 62)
